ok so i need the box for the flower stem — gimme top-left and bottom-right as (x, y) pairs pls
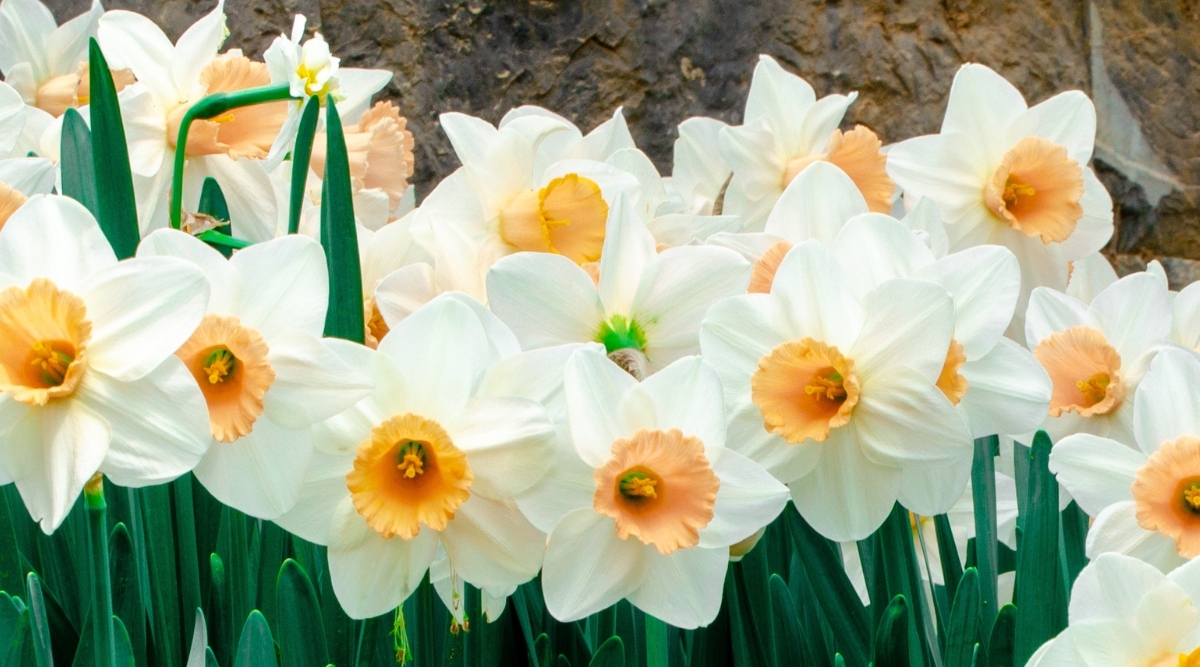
(84, 473), (115, 667)
(645, 614), (669, 667)
(169, 82), (294, 230)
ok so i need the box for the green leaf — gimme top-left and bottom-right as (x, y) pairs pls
(860, 505), (931, 667)
(140, 485), (181, 667)
(26, 574), (53, 667)
(0, 493), (24, 601)
(205, 554), (229, 667)
(109, 523), (146, 667)
(275, 560), (329, 667)
(1013, 431), (1066, 666)
(768, 574), (803, 667)
(6, 608), (35, 667)
(534, 633), (551, 667)
(171, 478), (202, 659)
(872, 595), (910, 667)
(195, 179), (234, 257)
(784, 509), (871, 667)
(588, 636), (624, 667)
(1061, 502), (1089, 587)
(0, 593), (21, 657)
(87, 38), (139, 259)
(945, 568), (982, 667)
(319, 102), (365, 343)
(59, 108), (100, 219)
(113, 616), (135, 667)
(934, 514), (964, 607)
(289, 96), (321, 235)
(971, 436), (1000, 630)
(986, 604), (1016, 667)
(233, 611), (277, 667)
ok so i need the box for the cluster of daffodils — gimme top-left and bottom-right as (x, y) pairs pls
(4, 1), (1200, 645)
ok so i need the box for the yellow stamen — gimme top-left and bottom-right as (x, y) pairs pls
(396, 441), (426, 478)
(805, 371), (846, 401)
(1075, 372), (1110, 405)
(1180, 646), (1200, 667)
(620, 473), (658, 499)
(29, 340), (73, 387)
(1185, 485), (1200, 512)
(203, 348), (236, 384)
(1003, 179), (1036, 208)
(212, 112), (236, 124)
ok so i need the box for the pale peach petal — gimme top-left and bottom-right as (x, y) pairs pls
(0, 279), (91, 405)
(1034, 325), (1123, 417)
(176, 313), (275, 443)
(984, 136), (1084, 244)
(825, 126), (894, 214)
(747, 240), (792, 294)
(499, 173), (609, 264)
(1133, 435), (1200, 558)
(935, 338), (969, 406)
(751, 337), (860, 443)
(0, 183), (27, 230)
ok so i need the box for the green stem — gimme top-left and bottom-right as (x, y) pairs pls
(170, 82), (294, 230)
(196, 230), (253, 249)
(645, 615), (669, 667)
(288, 95), (321, 235)
(85, 474), (115, 667)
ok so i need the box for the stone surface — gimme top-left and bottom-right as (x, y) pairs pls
(40, 0), (1200, 270)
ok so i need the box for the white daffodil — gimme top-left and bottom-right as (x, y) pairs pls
(699, 237), (972, 541)
(137, 229), (373, 519)
(272, 293), (557, 619)
(97, 2), (289, 237)
(718, 55), (893, 231)
(0, 0), (103, 117)
(0, 155), (53, 227)
(887, 64), (1114, 343)
(540, 349), (788, 628)
(1024, 270), (1171, 447)
(0, 195), (211, 532)
(1027, 553), (1200, 667)
(263, 14), (392, 165)
(487, 194), (750, 378)
(1049, 348), (1200, 573)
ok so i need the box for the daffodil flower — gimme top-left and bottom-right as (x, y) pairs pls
(1026, 553), (1200, 667)
(1049, 349), (1200, 572)
(1024, 269), (1172, 447)
(486, 194), (750, 378)
(95, 2), (289, 238)
(273, 294), (557, 619)
(137, 229), (373, 519)
(0, 0), (103, 117)
(0, 195), (212, 532)
(700, 236), (972, 541)
(717, 55), (894, 232)
(887, 64), (1114, 343)
(540, 349), (788, 629)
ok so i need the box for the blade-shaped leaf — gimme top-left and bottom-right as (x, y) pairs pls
(986, 604), (1016, 667)
(1013, 431), (1066, 666)
(319, 102), (365, 343)
(971, 436), (1000, 629)
(588, 636), (624, 667)
(87, 38), (139, 259)
(945, 568), (982, 667)
(233, 611), (276, 667)
(872, 595), (910, 667)
(288, 96), (320, 235)
(60, 108), (100, 220)
(276, 560), (329, 667)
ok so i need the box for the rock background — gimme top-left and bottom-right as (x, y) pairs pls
(44, 0), (1200, 286)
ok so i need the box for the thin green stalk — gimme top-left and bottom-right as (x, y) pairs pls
(288, 96), (321, 234)
(645, 615), (669, 667)
(170, 83), (293, 230)
(85, 474), (115, 667)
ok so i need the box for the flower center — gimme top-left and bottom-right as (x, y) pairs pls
(983, 136), (1084, 244)
(1133, 436), (1200, 559)
(779, 126), (894, 213)
(748, 240), (793, 294)
(592, 429), (719, 555)
(751, 337), (861, 444)
(936, 338), (970, 406)
(347, 413), (473, 539)
(1034, 325), (1123, 418)
(0, 278), (91, 406)
(176, 314), (276, 443)
(499, 173), (609, 265)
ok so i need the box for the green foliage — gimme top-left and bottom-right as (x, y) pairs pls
(86, 38), (140, 260)
(320, 102), (366, 344)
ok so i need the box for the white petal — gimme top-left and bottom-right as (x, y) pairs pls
(699, 448), (789, 548)
(0, 194), (116, 290)
(898, 455), (972, 516)
(646, 214), (740, 246)
(328, 500), (439, 619)
(1048, 433), (1144, 516)
(638, 356), (726, 448)
(788, 425), (902, 542)
(855, 367), (973, 466)
(597, 195), (657, 316)
(743, 55), (816, 145)
(698, 293), (788, 398)
(439, 495), (545, 588)
(1006, 91), (1096, 165)
(443, 291), (521, 360)
(310, 341), (402, 457)
(44, 0), (102, 78)
(333, 68), (392, 122)
(764, 161), (867, 245)
(1086, 501), (1187, 573)
(169, 0), (225, 96)
(1175, 282), (1200, 350)
(940, 64), (1027, 169)
(1024, 286), (1092, 347)
(1069, 550), (1171, 625)
(96, 10), (179, 105)
(0, 83), (25, 157)
(571, 108), (635, 161)
(1066, 252), (1118, 305)
(606, 147), (667, 217)
(957, 338), (1052, 438)
(0, 156), (54, 195)
(230, 234), (328, 339)
(373, 263), (439, 326)
(627, 546), (727, 629)
(725, 402), (822, 482)
(193, 155), (278, 243)
(830, 213), (934, 300)
(264, 330), (374, 428)
(79, 359), (210, 487)
(915, 245), (1020, 358)
(885, 135), (984, 224)
(852, 278), (954, 382)
(0, 398), (108, 533)
(632, 245), (750, 371)
(1025, 632), (1087, 667)
(1134, 348), (1200, 452)
(271, 448), (352, 545)
(439, 112), (499, 170)
(514, 438), (594, 534)
(770, 240), (864, 351)
(564, 347), (639, 467)
(138, 228), (238, 313)
(192, 418), (311, 519)
(486, 252), (604, 349)
(795, 93), (856, 156)
(542, 508), (646, 622)
(1089, 272), (1172, 364)
(0, 0), (56, 78)
(1059, 168), (1114, 262)
(453, 396), (556, 499)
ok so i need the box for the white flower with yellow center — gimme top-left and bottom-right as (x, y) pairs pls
(272, 293), (557, 619)
(1024, 270), (1171, 447)
(137, 229), (373, 519)
(263, 14), (392, 166)
(97, 2), (290, 237)
(540, 349), (788, 628)
(699, 238), (972, 541)
(717, 55), (894, 232)
(1049, 349), (1200, 573)
(0, 195), (211, 532)
(486, 194), (750, 378)
(887, 64), (1114, 343)
(1026, 553), (1200, 667)
(0, 156), (53, 229)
